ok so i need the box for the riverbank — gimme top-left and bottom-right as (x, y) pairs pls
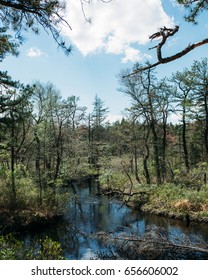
(0, 208), (63, 234)
(0, 181), (70, 235)
(1, 180), (208, 260)
(2, 181), (207, 236)
(99, 183), (208, 224)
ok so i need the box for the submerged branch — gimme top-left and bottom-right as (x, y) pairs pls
(93, 226), (208, 259)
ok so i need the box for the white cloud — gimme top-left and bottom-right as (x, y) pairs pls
(62, 0), (174, 62)
(122, 47), (152, 63)
(26, 47), (46, 57)
(168, 113), (181, 124)
(107, 113), (123, 123)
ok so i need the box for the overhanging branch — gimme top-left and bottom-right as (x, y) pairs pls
(123, 25), (208, 77)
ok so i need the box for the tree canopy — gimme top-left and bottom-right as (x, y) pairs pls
(178, 0), (208, 23)
(0, 0), (72, 54)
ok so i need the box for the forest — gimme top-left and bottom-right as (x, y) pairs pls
(1, 0), (208, 260)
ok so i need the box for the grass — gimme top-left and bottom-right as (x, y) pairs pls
(129, 184), (208, 222)
(98, 157), (208, 223)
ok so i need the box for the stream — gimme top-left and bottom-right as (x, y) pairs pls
(24, 179), (208, 259)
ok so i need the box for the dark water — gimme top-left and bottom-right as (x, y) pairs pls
(24, 180), (208, 259)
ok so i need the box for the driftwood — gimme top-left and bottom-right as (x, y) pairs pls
(93, 227), (208, 259)
(95, 233), (208, 254)
(97, 186), (148, 196)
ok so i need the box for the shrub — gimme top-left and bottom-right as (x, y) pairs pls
(99, 170), (129, 190)
(173, 162), (208, 190)
(0, 234), (64, 260)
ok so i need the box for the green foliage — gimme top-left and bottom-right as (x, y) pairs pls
(62, 159), (97, 180)
(173, 162), (208, 189)
(0, 162), (69, 216)
(143, 184), (183, 211)
(0, 163), (37, 209)
(99, 170), (129, 190)
(0, 0), (71, 54)
(38, 236), (64, 260)
(0, 27), (19, 61)
(177, 0), (208, 23)
(140, 183), (208, 219)
(1, 49), (208, 241)
(40, 187), (70, 215)
(0, 234), (22, 260)
(91, 95), (109, 130)
(0, 235), (64, 260)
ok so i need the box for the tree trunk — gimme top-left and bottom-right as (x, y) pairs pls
(10, 110), (16, 209)
(151, 121), (162, 185)
(134, 146), (141, 183)
(143, 129), (151, 184)
(204, 92), (208, 157)
(34, 130), (42, 205)
(161, 115), (167, 180)
(182, 107), (190, 170)
(146, 69), (161, 185)
(54, 123), (63, 181)
(10, 135), (16, 209)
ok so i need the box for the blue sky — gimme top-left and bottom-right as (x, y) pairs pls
(1, 0), (208, 122)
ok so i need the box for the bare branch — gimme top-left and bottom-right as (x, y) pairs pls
(123, 25), (208, 77)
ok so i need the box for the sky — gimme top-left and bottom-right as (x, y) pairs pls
(1, 0), (208, 123)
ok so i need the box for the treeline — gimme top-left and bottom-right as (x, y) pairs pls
(0, 78), (108, 210)
(114, 58), (208, 187)
(0, 58), (208, 211)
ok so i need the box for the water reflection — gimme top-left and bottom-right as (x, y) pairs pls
(24, 179), (208, 259)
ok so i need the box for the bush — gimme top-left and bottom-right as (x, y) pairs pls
(0, 234), (22, 260)
(0, 234), (64, 260)
(173, 162), (208, 190)
(99, 170), (129, 190)
(38, 236), (64, 260)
